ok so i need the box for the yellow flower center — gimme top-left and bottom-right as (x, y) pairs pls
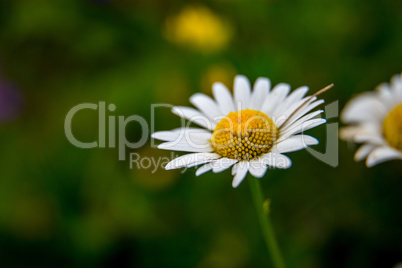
(210, 109), (278, 161)
(383, 103), (402, 151)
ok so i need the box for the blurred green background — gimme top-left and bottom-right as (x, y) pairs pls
(0, 0), (401, 267)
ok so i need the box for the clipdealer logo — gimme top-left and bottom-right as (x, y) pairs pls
(64, 102), (149, 160)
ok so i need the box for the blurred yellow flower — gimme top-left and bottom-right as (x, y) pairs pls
(165, 5), (233, 53)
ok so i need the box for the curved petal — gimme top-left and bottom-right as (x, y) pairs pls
(152, 128), (211, 142)
(275, 135), (319, 153)
(341, 92), (387, 123)
(165, 153), (220, 170)
(190, 93), (222, 122)
(213, 82), (235, 115)
(339, 126), (361, 141)
(212, 158), (238, 173)
(158, 135), (213, 152)
(278, 118), (326, 142)
(376, 83), (394, 107)
(250, 77), (270, 110)
(280, 109), (323, 132)
(354, 144), (376, 161)
(280, 98), (324, 129)
(231, 162), (238, 175)
(366, 146), (402, 167)
(261, 83), (290, 117)
(196, 163), (213, 176)
(232, 162), (249, 188)
(390, 73), (402, 101)
(233, 75), (251, 111)
(259, 153), (292, 169)
(354, 134), (385, 145)
(156, 130), (212, 147)
(272, 86), (309, 119)
(339, 122), (381, 142)
(172, 106), (216, 130)
(248, 159), (268, 178)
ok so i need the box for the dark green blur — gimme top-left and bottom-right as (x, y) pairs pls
(0, 0), (401, 267)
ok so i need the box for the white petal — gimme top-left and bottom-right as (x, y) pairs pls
(152, 128), (211, 142)
(390, 73), (402, 101)
(232, 162), (249, 188)
(341, 93), (386, 124)
(152, 130), (180, 142)
(165, 153), (220, 170)
(272, 86), (309, 119)
(213, 82), (235, 114)
(354, 144), (376, 161)
(231, 162), (238, 175)
(196, 163), (213, 176)
(280, 110), (323, 132)
(280, 98), (324, 129)
(376, 83), (395, 107)
(158, 138), (212, 153)
(233, 75), (251, 110)
(339, 122), (381, 142)
(278, 118), (326, 142)
(273, 96), (310, 128)
(172, 106), (216, 130)
(248, 159), (268, 178)
(190, 93), (222, 122)
(275, 135), (319, 153)
(339, 126), (360, 141)
(261, 83), (290, 117)
(155, 130), (211, 148)
(259, 153), (292, 169)
(250, 77), (270, 110)
(293, 98), (324, 120)
(186, 155), (221, 168)
(366, 146), (402, 167)
(354, 134), (385, 145)
(212, 158), (238, 173)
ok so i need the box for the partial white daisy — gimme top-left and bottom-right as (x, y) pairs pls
(152, 75), (329, 188)
(340, 73), (402, 167)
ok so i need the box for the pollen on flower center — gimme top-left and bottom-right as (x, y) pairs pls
(210, 109), (279, 161)
(383, 103), (402, 151)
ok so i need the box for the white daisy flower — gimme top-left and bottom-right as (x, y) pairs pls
(152, 75), (330, 187)
(340, 73), (402, 167)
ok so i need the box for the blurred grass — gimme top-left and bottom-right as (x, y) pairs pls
(0, 0), (401, 267)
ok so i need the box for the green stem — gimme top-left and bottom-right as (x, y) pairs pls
(249, 177), (285, 268)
